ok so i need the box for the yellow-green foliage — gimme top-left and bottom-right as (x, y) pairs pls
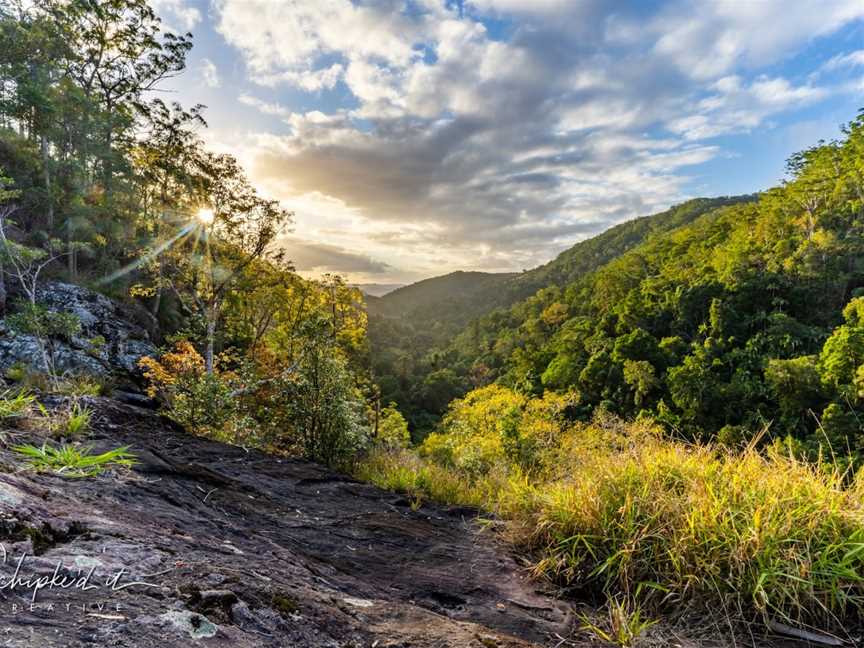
(420, 384), (577, 474)
(359, 385), (864, 630)
(375, 404), (411, 450)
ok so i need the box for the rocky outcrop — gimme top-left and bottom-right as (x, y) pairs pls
(0, 397), (576, 647)
(0, 282), (157, 379)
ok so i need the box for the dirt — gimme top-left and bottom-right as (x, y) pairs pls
(0, 396), (581, 648)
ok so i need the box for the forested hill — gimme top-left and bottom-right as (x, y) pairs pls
(373, 112), (864, 447)
(367, 270), (515, 331)
(440, 113), (864, 450)
(509, 195), (754, 298)
(368, 195), (754, 433)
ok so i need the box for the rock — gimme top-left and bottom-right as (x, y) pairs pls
(156, 610), (219, 639)
(199, 589), (238, 606)
(112, 390), (158, 409)
(0, 396), (577, 648)
(0, 282), (157, 381)
(343, 597), (376, 608)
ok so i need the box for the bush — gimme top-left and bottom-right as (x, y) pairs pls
(142, 335), (371, 469)
(268, 340), (369, 468)
(6, 301), (81, 342)
(139, 341), (237, 435)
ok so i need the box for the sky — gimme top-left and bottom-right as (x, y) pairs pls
(152, 0), (864, 284)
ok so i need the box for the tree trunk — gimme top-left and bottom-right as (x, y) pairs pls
(0, 266), (6, 315)
(205, 311), (217, 375)
(40, 135), (53, 229)
(67, 216), (76, 279)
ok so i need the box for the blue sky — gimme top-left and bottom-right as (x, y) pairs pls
(153, 0), (864, 283)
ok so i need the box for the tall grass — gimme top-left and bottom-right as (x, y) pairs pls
(358, 415), (864, 631)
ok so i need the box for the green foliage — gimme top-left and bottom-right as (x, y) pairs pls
(6, 301), (81, 341)
(14, 442), (136, 478)
(0, 388), (34, 420)
(369, 198), (751, 434)
(59, 400), (91, 438)
(376, 404), (410, 450)
(271, 330), (369, 468)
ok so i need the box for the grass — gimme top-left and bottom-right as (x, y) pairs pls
(61, 400), (92, 437)
(579, 597), (658, 647)
(14, 442), (137, 478)
(35, 399), (93, 439)
(357, 414), (864, 635)
(0, 389), (35, 420)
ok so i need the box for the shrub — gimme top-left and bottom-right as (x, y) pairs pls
(267, 340), (369, 468)
(6, 301), (81, 342)
(139, 341), (237, 435)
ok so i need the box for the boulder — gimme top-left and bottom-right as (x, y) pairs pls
(0, 282), (158, 380)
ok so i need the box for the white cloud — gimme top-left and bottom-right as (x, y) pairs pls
(214, 0), (428, 85)
(651, 0), (864, 80)
(668, 75), (828, 140)
(151, 0), (201, 32)
(206, 0), (864, 279)
(200, 59), (220, 88)
(822, 50), (864, 72)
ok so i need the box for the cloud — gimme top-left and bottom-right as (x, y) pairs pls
(821, 50), (864, 72)
(214, 0), (427, 85)
(667, 75), (829, 140)
(209, 0), (864, 280)
(238, 94), (292, 119)
(650, 0), (864, 80)
(276, 237), (393, 275)
(151, 0), (201, 32)
(200, 59), (221, 88)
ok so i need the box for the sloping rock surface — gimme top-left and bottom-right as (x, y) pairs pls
(0, 397), (575, 647)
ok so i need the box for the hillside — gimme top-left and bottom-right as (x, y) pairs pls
(510, 195), (754, 297)
(368, 196), (754, 433)
(368, 270), (516, 332)
(442, 114), (864, 447)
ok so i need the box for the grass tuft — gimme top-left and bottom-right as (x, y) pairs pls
(0, 389), (35, 421)
(14, 442), (137, 478)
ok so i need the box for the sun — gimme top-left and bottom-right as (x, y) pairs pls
(196, 208), (215, 226)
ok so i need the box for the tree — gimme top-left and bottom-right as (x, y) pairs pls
(376, 404), (410, 450)
(163, 150), (292, 373)
(271, 322), (369, 467)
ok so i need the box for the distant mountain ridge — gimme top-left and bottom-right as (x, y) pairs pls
(370, 196), (754, 329)
(353, 283), (405, 297)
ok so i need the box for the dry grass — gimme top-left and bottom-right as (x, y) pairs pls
(357, 414), (864, 635)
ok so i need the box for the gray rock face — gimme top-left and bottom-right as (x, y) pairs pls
(0, 282), (157, 378)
